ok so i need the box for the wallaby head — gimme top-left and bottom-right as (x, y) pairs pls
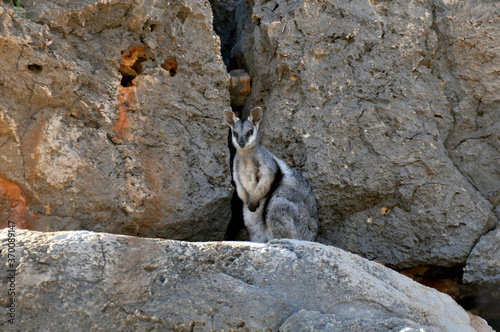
(224, 107), (263, 151)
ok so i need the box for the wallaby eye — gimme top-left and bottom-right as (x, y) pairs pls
(247, 129), (254, 136)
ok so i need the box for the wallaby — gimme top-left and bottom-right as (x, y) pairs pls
(223, 107), (319, 242)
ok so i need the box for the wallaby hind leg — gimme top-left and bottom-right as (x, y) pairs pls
(243, 204), (270, 243)
(266, 197), (299, 240)
(267, 196), (317, 241)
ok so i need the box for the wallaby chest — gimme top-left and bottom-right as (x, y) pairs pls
(234, 148), (277, 194)
(234, 155), (262, 193)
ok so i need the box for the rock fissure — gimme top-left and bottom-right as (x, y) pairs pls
(97, 234), (107, 279)
(209, 0), (255, 241)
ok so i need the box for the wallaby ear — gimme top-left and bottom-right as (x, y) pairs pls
(223, 109), (239, 128)
(249, 107), (263, 127)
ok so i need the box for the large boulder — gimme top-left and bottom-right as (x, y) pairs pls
(436, 0), (500, 217)
(0, 0), (232, 240)
(225, 0), (499, 268)
(0, 229), (492, 331)
(463, 227), (500, 328)
(464, 227), (500, 285)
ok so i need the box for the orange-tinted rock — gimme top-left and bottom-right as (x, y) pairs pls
(229, 69), (251, 108)
(0, 1), (232, 240)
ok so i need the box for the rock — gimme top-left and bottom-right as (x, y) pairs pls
(469, 312), (496, 332)
(0, 229), (492, 331)
(1, 1), (499, 327)
(229, 69), (251, 109)
(222, 0), (498, 268)
(436, 2), (500, 312)
(0, 0), (232, 240)
(464, 228), (500, 284)
(435, 0), (500, 212)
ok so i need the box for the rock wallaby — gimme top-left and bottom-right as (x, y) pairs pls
(223, 107), (319, 242)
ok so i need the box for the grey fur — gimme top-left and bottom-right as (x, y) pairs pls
(223, 107), (319, 242)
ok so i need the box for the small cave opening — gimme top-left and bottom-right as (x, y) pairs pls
(393, 264), (500, 330)
(161, 58), (178, 77)
(119, 46), (147, 87)
(143, 19), (161, 33)
(27, 64), (43, 73)
(176, 6), (190, 24)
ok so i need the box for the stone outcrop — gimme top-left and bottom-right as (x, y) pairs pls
(463, 226), (500, 329)
(0, 229), (493, 331)
(465, 227), (500, 285)
(1, 0), (497, 267)
(218, 0), (499, 270)
(1, 0), (499, 327)
(211, 1), (500, 325)
(0, 0), (232, 240)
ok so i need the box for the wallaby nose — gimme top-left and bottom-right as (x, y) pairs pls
(238, 139), (246, 148)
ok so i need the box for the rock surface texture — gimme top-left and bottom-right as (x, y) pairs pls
(0, 229), (493, 331)
(225, 0), (499, 270)
(210, 0), (500, 325)
(1, 0), (500, 328)
(0, 0), (232, 240)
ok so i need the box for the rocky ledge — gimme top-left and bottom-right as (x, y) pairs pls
(0, 229), (492, 331)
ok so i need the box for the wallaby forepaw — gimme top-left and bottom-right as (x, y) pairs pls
(248, 201), (260, 212)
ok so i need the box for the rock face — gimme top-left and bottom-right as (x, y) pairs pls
(221, 0), (499, 269)
(0, 229), (492, 331)
(0, 0), (232, 240)
(1, 0), (497, 267)
(464, 227), (500, 284)
(437, 1), (500, 301)
(1, 0), (500, 327)
(463, 227), (500, 330)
